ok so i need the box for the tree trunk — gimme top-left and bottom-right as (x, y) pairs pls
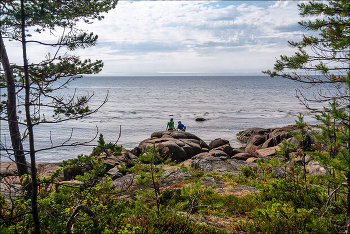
(20, 1), (40, 233)
(347, 172), (350, 233)
(0, 34), (29, 178)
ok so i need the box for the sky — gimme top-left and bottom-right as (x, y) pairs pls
(4, 1), (316, 76)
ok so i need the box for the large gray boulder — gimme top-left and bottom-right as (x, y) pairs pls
(237, 127), (270, 143)
(137, 131), (209, 161)
(209, 138), (229, 149)
(211, 144), (233, 156)
(106, 167), (123, 180)
(157, 141), (187, 161)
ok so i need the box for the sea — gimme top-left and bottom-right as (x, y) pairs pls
(0, 76), (326, 163)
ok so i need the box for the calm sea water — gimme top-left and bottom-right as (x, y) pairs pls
(1, 76), (324, 162)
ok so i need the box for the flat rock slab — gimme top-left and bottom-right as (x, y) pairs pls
(191, 157), (240, 174)
(214, 184), (258, 197)
(256, 146), (280, 157)
(1, 161), (31, 176)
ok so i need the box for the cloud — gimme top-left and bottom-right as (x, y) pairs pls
(3, 1), (310, 75)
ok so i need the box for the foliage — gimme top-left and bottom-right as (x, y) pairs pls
(1, 1), (119, 232)
(179, 181), (217, 216)
(240, 165), (256, 178)
(2, 142), (349, 233)
(92, 134), (123, 157)
(131, 144), (165, 216)
(275, 139), (296, 159)
(247, 203), (323, 234)
(263, 0), (350, 107)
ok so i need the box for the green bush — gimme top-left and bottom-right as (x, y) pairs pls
(246, 202), (334, 234)
(223, 194), (262, 216)
(240, 165), (255, 178)
(92, 134), (122, 156)
(252, 178), (324, 209)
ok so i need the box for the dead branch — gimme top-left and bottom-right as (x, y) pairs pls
(65, 205), (98, 234)
(319, 183), (344, 221)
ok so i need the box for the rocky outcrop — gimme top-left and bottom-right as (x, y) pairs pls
(262, 129), (292, 148)
(96, 148), (138, 170)
(236, 125), (322, 161)
(0, 161), (65, 180)
(2, 127), (329, 203)
(137, 131), (210, 161)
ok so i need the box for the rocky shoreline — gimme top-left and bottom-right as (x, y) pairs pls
(0, 124), (326, 200)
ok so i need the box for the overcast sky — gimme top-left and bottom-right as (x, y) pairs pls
(5, 1), (314, 76)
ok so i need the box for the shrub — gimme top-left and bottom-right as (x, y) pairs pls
(246, 202), (334, 234)
(240, 165), (255, 178)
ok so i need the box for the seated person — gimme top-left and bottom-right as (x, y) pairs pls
(166, 118), (175, 131)
(176, 121), (186, 131)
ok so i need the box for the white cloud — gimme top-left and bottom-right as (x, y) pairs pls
(3, 1), (311, 75)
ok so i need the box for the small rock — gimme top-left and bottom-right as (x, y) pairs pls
(307, 161), (327, 175)
(246, 157), (259, 163)
(106, 167), (123, 180)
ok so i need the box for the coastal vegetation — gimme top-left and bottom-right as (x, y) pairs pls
(1, 0), (350, 233)
(0, 132), (346, 233)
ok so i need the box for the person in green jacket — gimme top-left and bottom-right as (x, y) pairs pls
(166, 118), (175, 131)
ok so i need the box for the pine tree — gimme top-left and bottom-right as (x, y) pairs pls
(1, 1), (118, 233)
(132, 144), (165, 216)
(264, 0), (350, 230)
(263, 0), (350, 108)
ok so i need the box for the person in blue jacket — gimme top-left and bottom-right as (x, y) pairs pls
(176, 121), (186, 131)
